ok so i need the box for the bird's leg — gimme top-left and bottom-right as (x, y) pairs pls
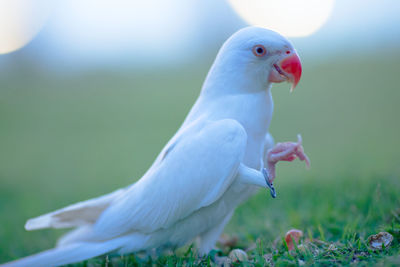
(197, 211), (234, 256)
(265, 134), (310, 182)
(236, 164), (277, 198)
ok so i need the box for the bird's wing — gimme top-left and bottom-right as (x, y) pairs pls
(25, 188), (126, 230)
(93, 119), (247, 238)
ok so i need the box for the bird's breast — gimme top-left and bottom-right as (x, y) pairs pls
(180, 90), (273, 170)
(205, 92), (273, 168)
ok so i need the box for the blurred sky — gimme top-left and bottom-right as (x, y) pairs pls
(0, 0), (399, 70)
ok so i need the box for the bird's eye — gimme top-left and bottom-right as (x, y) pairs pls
(252, 45), (267, 57)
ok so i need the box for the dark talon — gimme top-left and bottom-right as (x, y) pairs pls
(262, 168), (277, 198)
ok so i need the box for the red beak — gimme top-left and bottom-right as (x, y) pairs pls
(280, 53), (302, 92)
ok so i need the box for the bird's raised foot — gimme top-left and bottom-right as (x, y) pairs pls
(266, 134), (310, 182)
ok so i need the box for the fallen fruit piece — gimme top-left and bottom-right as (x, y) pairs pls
(285, 229), (303, 251)
(367, 232), (393, 249)
(228, 249), (248, 262)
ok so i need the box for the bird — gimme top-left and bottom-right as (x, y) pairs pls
(2, 26), (310, 267)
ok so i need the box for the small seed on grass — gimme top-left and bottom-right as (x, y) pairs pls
(228, 249), (248, 262)
(367, 232), (393, 249)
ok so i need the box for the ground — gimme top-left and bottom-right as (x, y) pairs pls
(0, 50), (399, 266)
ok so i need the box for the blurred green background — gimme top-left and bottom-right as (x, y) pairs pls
(1, 0), (400, 264)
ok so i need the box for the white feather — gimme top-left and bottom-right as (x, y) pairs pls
(2, 235), (132, 267)
(92, 119), (247, 238)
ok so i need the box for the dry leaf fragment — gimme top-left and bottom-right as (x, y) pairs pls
(367, 232), (393, 249)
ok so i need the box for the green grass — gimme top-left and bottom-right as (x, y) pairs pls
(0, 50), (400, 266)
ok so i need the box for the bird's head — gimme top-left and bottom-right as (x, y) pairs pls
(206, 27), (302, 93)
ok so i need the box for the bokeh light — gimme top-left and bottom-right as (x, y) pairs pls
(0, 0), (53, 54)
(227, 0), (335, 37)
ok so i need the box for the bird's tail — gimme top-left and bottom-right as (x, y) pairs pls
(0, 236), (128, 267)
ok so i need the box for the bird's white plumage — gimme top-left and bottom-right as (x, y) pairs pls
(1, 27), (304, 267)
(93, 119), (247, 237)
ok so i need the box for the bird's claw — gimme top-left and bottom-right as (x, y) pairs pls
(262, 168), (276, 198)
(266, 134), (310, 182)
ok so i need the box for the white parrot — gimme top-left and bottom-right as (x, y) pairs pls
(2, 26), (309, 267)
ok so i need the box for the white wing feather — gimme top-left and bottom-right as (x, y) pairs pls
(93, 119), (247, 238)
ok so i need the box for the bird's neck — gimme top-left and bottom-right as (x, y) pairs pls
(183, 82), (273, 137)
(180, 58), (274, 137)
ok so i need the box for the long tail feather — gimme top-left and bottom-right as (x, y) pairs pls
(0, 237), (127, 267)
